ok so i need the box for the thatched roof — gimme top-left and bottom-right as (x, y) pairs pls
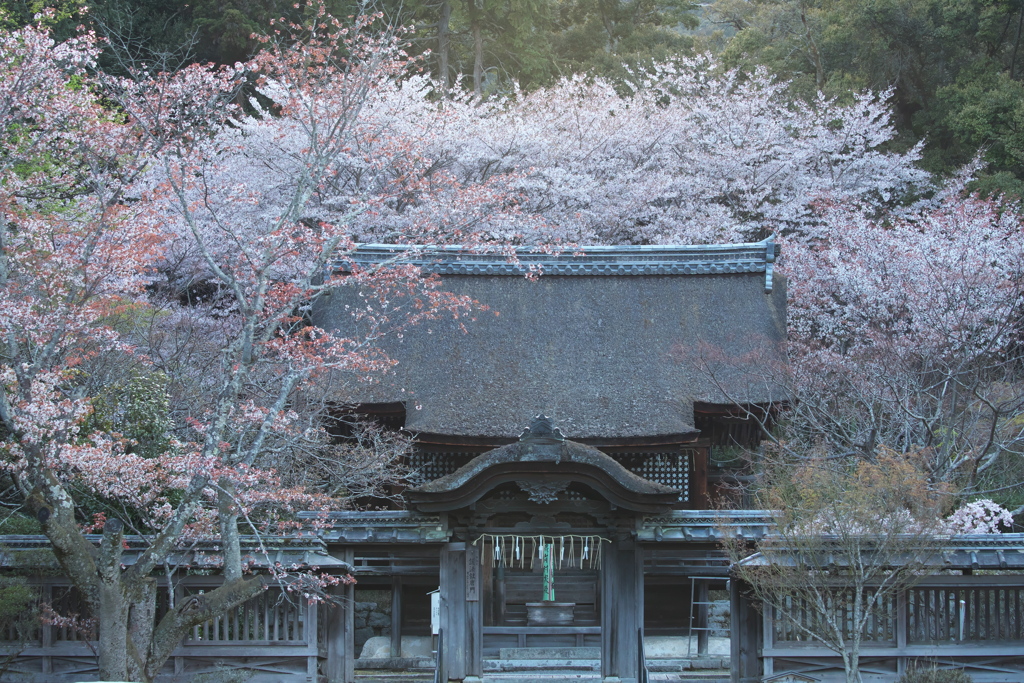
(312, 241), (787, 441)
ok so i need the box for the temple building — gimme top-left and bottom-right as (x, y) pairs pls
(5, 240), (1024, 683)
(310, 241), (786, 683)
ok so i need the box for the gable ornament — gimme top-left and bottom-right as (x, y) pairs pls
(516, 480), (569, 504)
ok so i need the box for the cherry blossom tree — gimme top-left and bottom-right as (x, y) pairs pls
(225, 53), (925, 247)
(363, 58), (929, 245)
(0, 7), (506, 681)
(727, 449), (951, 683)
(691, 181), (1024, 514)
(781, 186), (1024, 509)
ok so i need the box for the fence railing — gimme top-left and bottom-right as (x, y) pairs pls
(0, 581), (320, 682)
(186, 587), (306, 643)
(763, 577), (1024, 683)
(771, 583), (1024, 645)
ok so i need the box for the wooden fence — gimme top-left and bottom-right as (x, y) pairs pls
(0, 577), (324, 682)
(762, 576), (1024, 683)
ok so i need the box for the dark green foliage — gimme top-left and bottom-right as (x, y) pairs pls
(713, 0), (1024, 196)
(0, 0), (85, 32)
(0, 575), (39, 677)
(85, 370), (172, 459)
(0, 509), (42, 535)
(0, 577), (37, 631)
(897, 666), (973, 683)
(544, 0), (698, 84)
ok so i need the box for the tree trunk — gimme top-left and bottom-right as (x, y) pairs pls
(98, 580), (132, 680)
(127, 580), (157, 682)
(25, 476), (269, 682)
(800, 5), (825, 92)
(846, 649), (861, 683)
(97, 519), (133, 681)
(144, 576), (267, 681)
(438, 0), (452, 93)
(466, 0), (484, 95)
(219, 482), (243, 583)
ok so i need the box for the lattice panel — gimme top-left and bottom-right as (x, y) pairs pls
(410, 449), (691, 503)
(619, 451), (690, 503)
(406, 451), (474, 483)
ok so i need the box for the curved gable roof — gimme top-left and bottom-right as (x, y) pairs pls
(406, 417), (679, 513)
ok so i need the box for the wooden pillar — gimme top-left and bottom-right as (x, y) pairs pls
(466, 541), (483, 678)
(691, 448), (709, 509)
(307, 598), (320, 682)
(326, 549), (356, 683)
(440, 542), (468, 681)
(482, 546), (494, 626)
(391, 578), (403, 658)
(602, 535), (643, 683)
(41, 584), (52, 676)
(696, 579), (709, 655)
(730, 578), (761, 683)
(495, 563), (506, 625)
(761, 600), (774, 677)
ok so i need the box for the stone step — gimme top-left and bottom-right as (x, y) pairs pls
(499, 647), (601, 660)
(355, 673), (435, 683)
(354, 666), (728, 683)
(646, 657), (730, 671)
(485, 671), (733, 683)
(484, 659), (601, 672)
(483, 674), (602, 683)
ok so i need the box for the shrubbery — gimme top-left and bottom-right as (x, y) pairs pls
(898, 666), (973, 683)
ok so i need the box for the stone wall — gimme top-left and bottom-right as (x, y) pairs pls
(708, 599), (729, 636)
(354, 593), (392, 650)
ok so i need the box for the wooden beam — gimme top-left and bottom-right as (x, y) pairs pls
(481, 626), (601, 635)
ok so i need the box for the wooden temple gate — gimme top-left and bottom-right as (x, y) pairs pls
(396, 418), (684, 683)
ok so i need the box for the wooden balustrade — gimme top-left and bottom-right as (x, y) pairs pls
(0, 580), (322, 682)
(762, 577), (1024, 683)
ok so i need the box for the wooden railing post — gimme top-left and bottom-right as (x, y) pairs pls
(897, 588), (908, 677)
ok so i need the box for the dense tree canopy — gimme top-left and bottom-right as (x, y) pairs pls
(8, 0), (1024, 196)
(711, 0), (1024, 195)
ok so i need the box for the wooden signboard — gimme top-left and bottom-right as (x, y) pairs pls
(466, 543), (480, 601)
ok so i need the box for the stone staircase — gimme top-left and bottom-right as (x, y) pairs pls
(355, 646), (731, 683)
(483, 647), (602, 683)
(480, 647), (730, 683)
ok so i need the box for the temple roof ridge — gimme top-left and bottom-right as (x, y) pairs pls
(340, 239), (779, 291)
